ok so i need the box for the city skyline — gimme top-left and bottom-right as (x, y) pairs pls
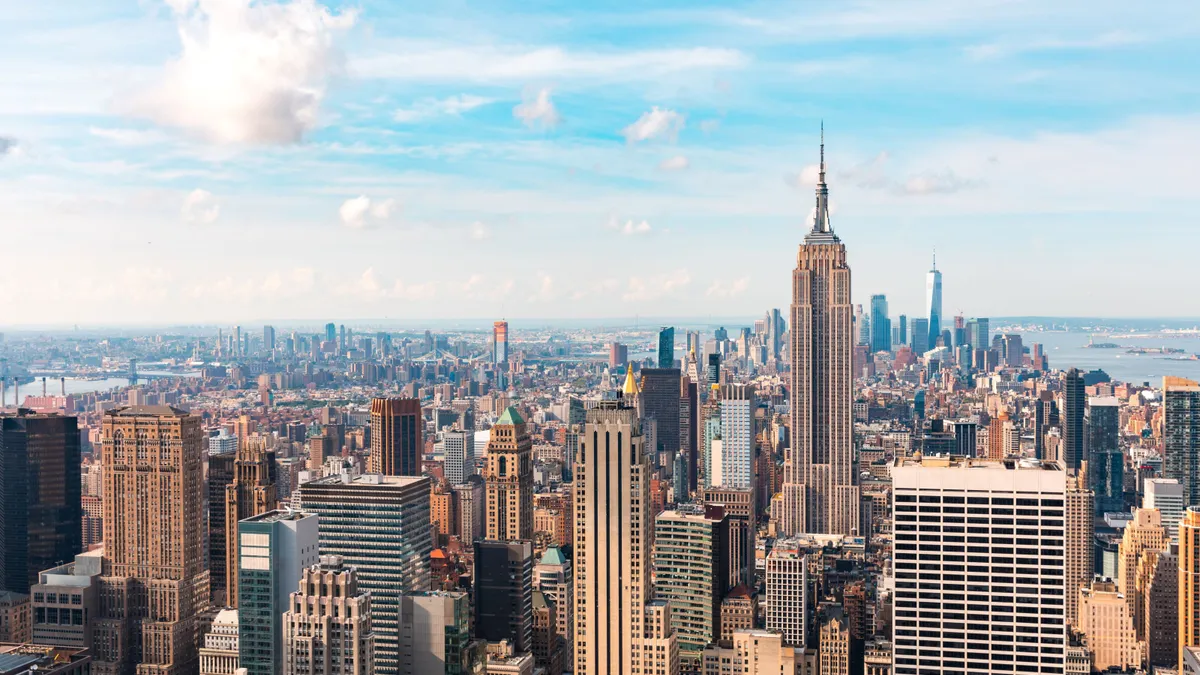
(3, 1), (1199, 324)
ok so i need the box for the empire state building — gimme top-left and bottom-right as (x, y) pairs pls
(778, 129), (860, 536)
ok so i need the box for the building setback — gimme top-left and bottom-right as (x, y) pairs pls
(282, 556), (375, 675)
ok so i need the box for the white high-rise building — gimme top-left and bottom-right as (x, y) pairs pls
(891, 456), (1068, 674)
(443, 429), (474, 486)
(1144, 478), (1185, 542)
(765, 539), (807, 648)
(714, 386), (754, 489)
(199, 609), (240, 675)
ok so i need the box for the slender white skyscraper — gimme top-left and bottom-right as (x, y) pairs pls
(925, 251), (942, 348)
(779, 126), (859, 536)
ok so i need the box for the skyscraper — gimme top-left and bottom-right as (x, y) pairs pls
(1085, 396), (1123, 515)
(443, 429), (474, 486)
(573, 401), (679, 675)
(712, 384), (754, 490)
(1164, 376), (1200, 506)
(658, 327), (675, 368)
(1062, 368), (1086, 473)
(868, 294), (891, 353)
(653, 505), (729, 667)
(473, 540), (534, 653)
(780, 130), (860, 536)
(282, 556), (375, 675)
(1145, 478), (1185, 542)
(765, 539), (807, 647)
(925, 251), (942, 348)
(0, 410), (81, 594)
(398, 591), (479, 675)
(95, 406), (207, 674)
(484, 407), (534, 541)
(263, 325), (276, 353)
(1065, 473), (1095, 628)
(640, 368), (682, 473)
(237, 510), (319, 675)
(1178, 507), (1200, 667)
(909, 317), (929, 356)
(493, 320), (509, 365)
(300, 474), (433, 675)
(891, 455), (1067, 673)
(369, 398), (423, 477)
(325, 322), (337, 343)
(224, 435), (278, 608)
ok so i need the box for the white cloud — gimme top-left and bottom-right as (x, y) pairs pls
(469, 221), (491, 240)
(622, 107), (685, 143)
(706, 277), (751, 298)
(132, 0), (356, 144)
(513, 88), (560, 129)
(355, 45), (746, 82)
(966, 30), (1144, 60)
(0, 136), (17, 156)
(902, 170), (978, 195)
(623, 269), (690, 302)
(393, 94), (493, 123)
(355, 267), (436, 300)
(607, 215), (651, 235)
(659, 155), (689, 171)
(460, 274), (514, 301)
(528, 273), (559, 303)
(339, 195), (396, 228)
(88, 127), (169, 146)
(796, 163), (820, 186)
(181, 188), (219, 224)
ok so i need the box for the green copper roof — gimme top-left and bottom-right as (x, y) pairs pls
(540, 547), (566, 566)
(497, 406), (524, 426)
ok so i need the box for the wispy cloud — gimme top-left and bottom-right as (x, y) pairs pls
(181, 188), (219, 224)
(965, 30), (1144, 60)
(0, 136), (19, 156)
(622, 107), (685, 143)
(354, 44), (746, 82)
(623, 269), (690, 302)
(513, 88), (561, 129)
(393, 94), (494, 123)
(607, 216), (652, 235)
(339, 195), (397, 228)
(659, 155), (689, 171)
(706, 277), (750, 298)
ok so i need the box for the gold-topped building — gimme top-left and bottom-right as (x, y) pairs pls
(779, 127), (860, 536)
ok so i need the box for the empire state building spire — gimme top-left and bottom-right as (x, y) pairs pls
(807, 123), (837, 242)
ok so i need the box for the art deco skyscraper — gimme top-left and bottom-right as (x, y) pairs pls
(574, 401), (679, 675)
(780, 130), (860, 536)
(485, 407), (534, 541)
(95, 405), (207, 674)
(282, 556), (375, 675)
(368, 398), (423, 477)
(1179, 507), (1200, 668)
(224, 435), (277, 608)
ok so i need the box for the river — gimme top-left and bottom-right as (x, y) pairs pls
(1013, 330), (1200, 385)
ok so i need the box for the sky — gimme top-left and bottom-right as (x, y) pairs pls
(1, 0), (1198, 326)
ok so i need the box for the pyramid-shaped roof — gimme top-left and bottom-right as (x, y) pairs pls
(497, 406), (524, 426)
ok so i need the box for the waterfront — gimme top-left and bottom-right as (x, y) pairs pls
(1014, 330), (1200, 384)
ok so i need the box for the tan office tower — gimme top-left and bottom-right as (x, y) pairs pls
(1078, 581), (1141, 671)
(369, 398), (423, 476)
(94, 406), (207, 675)
(1065, 474), (1095, 628)
(1117, 507), (1167, 613)
(223, 435), (277, 608)
(574, 401), (679, 675)
(700, 630), (797, 675)
(1136, 548), (1177, 668)
(780, 129), (859, 536)
(485, 407), (534, 541)
(1180, 507), (1200, 669)
(282, 555), (375, 675)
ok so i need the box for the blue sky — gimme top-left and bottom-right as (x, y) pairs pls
(1, 0), (1198, 326)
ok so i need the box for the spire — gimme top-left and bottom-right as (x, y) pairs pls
(932, 248), (937, 270)
(811, 121), (831, 235)
(622, 365), (640, 396)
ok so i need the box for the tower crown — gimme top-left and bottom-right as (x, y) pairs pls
(805, 122), (839, 243)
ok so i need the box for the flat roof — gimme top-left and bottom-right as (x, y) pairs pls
(893, 455), (1062, 471)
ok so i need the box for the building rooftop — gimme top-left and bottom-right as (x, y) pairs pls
(241, 508), (314, 524)
(305, 473), (429, 488)
(893, 455), (1062, 471)
(539, 547), (567, 566)
(496, 406), (524, 426)
(106, 404), (191, 417)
